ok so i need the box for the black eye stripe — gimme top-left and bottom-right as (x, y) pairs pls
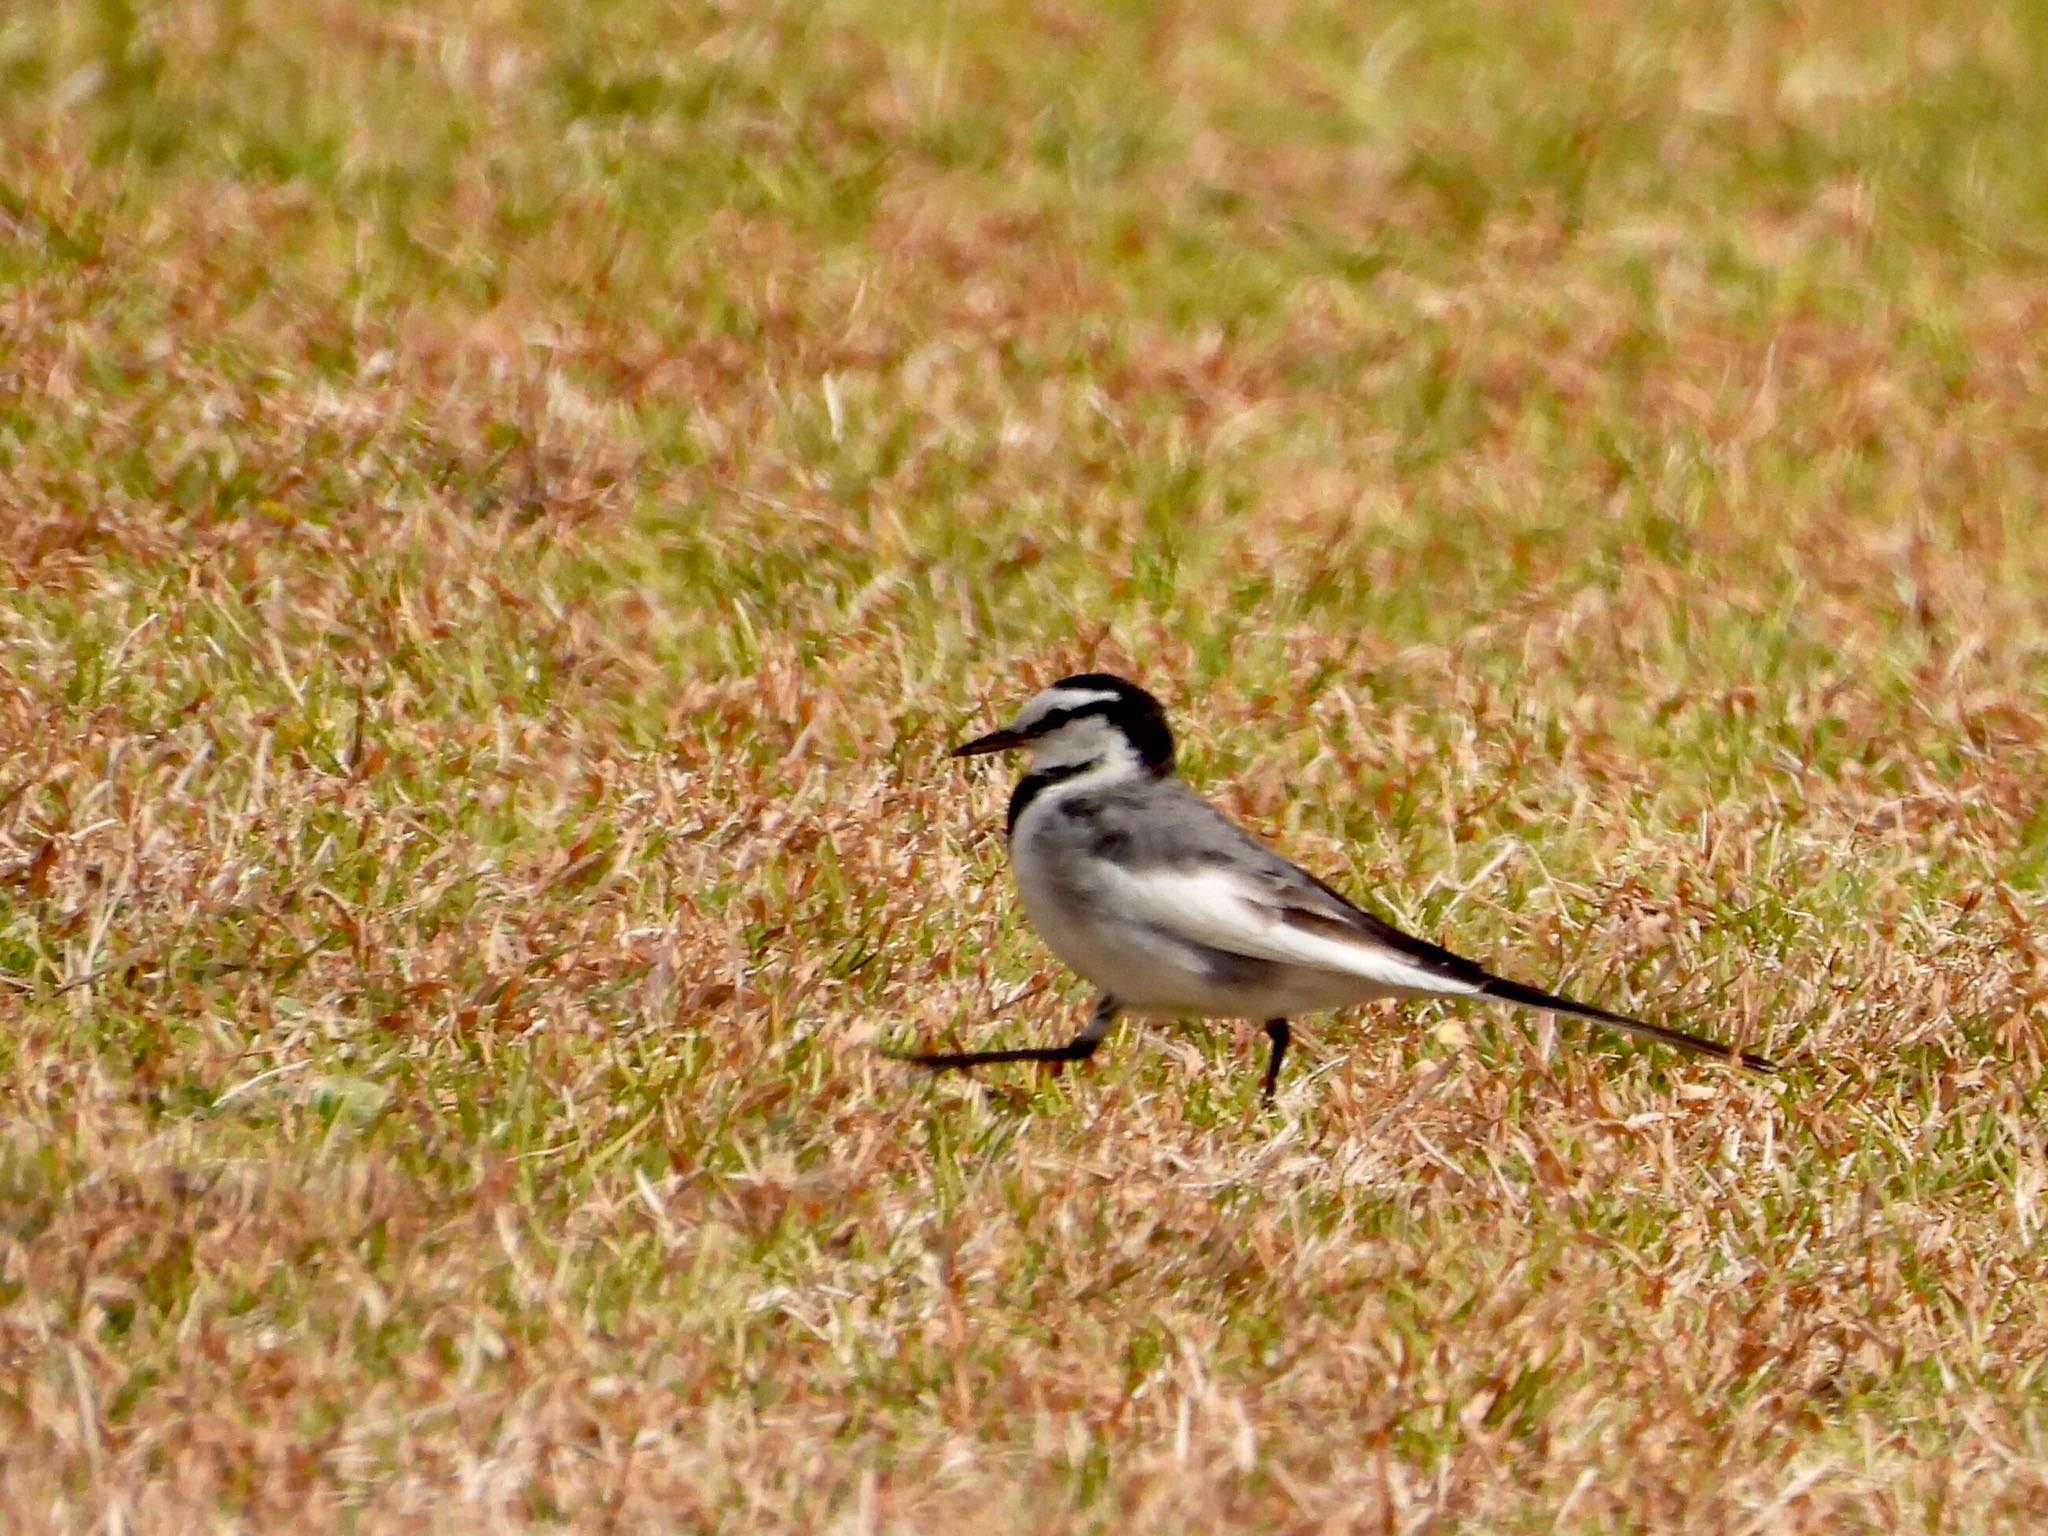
(1025, 700), (1118, 737)
(1014, 684), (1175, 776)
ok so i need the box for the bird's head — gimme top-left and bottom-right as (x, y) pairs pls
(952, 672), (1175, 778)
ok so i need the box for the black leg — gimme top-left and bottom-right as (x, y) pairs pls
(1261, 1019), (1291, 1101)
(887, 995), (1120, 1079)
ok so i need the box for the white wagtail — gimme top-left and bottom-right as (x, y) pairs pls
(890, 672), (1777, 1099)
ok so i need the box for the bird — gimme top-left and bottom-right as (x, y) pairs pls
(888, 671), (1777, 1100)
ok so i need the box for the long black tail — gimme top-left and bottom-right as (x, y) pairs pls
(1480, 975), (1777, 1074)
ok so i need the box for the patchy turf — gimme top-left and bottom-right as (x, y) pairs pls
(6, 0), (2048, 1529)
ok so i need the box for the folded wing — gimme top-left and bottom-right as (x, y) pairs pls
(1098, 862), (1489, 998)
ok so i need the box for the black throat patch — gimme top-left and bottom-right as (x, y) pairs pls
(1006, 761), (1094, 838)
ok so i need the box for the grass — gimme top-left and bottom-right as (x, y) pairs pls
(6, 0), (2048, 1527)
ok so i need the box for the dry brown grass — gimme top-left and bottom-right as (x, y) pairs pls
(6, 0), (2048, 1529)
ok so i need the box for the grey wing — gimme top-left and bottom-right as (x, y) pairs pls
(1108, 782), (1494, 991)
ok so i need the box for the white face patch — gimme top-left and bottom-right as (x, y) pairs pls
(1023, 713), (1136, 774)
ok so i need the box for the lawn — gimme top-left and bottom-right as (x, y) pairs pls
(6, 0), (2048, 1529)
